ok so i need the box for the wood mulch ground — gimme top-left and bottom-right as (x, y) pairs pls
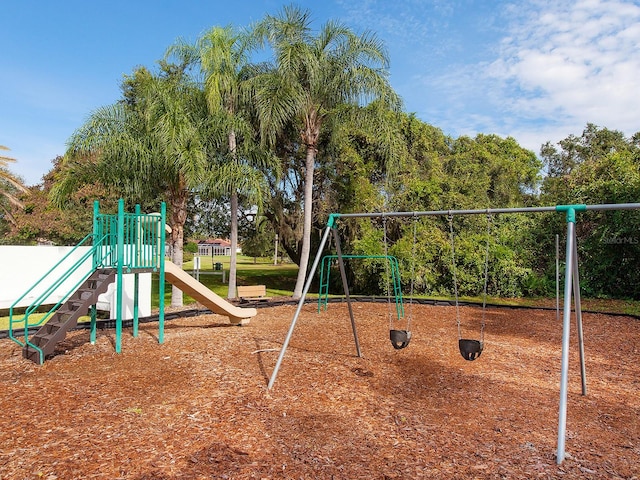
(1, 301), (639, 479)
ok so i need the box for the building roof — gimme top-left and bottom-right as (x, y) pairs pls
(198, 238), (231, 247)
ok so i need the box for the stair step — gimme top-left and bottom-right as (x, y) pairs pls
(46, 314), (67, 323)
(22, 267), (116, 364)
(42, 323), (63, 334)
(23, 347), (43, 364)
(31, 334), (55, 346)
(75, 289), (95, 296)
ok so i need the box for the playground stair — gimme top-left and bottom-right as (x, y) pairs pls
(23, 268), (117, 364)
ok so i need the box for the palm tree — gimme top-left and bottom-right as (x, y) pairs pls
(167, 26), (275, 299)
(252, 5), (400, 298)
(53, 66), (209, 307)
(0, 145), (29, 225)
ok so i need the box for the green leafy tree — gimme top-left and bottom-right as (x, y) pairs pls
(53, 64), (210, 306)
(168, 25), (275, 299)
(185, 196), (231, 239)
(252, 5), (400, 299)
(324, 114), (543, 298)
(0, 145), (29, 226)
(535, 123), (640, 297)
(241, 216), (277, 261)
(568, 149), (640, 297)
(8, 157), (119, 245)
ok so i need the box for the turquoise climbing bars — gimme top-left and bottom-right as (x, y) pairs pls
(158, 201), (166, 344)
(93, 199), (164, 272)
(317, 255), (405, 319)
(9, 200), (167, 357)
(95, 199), (167, 352)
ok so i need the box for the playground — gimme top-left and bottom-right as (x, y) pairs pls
(1, 301), (638, 479)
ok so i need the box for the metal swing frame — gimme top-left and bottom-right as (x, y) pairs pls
(266, 202), (640, 466)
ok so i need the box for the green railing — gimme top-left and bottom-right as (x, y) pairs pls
(94, 210), (163, 271)
(8, 235), (112, 351)
(8, 199), (166, 358)
(318, 254), (405, 319)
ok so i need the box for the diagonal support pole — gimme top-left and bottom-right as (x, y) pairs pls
(268, 223), (334, 390)
(572, 230), (587, 396)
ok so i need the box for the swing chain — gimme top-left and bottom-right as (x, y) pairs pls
(382, 215), (393, 325)
(480, 213), (493, 343)
(408, 214), (418, 328)
(448, 214), (462, 339)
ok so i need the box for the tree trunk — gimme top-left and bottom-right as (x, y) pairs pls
(227, 191), (239, 299)
(227, 129), (239, 299)
(170, 183), (188, 307)
(292, 145), (316, 299)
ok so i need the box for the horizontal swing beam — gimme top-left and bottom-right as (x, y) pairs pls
(329, 202), (640, 222)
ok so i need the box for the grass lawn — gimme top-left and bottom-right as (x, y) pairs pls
(0, 256), (297, 331)
(0, 312), (93, 333)
(158, 255), (299, 305)
(3, 255), (639, 331)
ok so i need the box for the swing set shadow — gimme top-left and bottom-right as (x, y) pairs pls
(266, 202), (640, 466)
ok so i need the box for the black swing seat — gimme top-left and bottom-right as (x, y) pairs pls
(459, 338), (483, 361)
(390, 329), (412, 350)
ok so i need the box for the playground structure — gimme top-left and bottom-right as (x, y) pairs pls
(9, 200), (256, 365)
(267, 202), (640, 465)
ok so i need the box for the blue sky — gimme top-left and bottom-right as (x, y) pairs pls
(2, 0), (640, 186)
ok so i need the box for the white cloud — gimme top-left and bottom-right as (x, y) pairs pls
(405, 0), (640, 155)
(490, 0), (640, 137)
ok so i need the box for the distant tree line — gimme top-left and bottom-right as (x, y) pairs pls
(332, 121), (640, 300)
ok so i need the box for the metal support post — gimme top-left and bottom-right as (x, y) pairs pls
(572, 229), (587, 396)
(268, 221), (334, 390)
(555, 234), (560, 323)
(556, 210), (576, 464)
(91, 200), (100, 345)
(158, 202), (166, 344)
(133, 204), (141, 338)
(115, 199), (125, 353)
(332, 228), (362, 358)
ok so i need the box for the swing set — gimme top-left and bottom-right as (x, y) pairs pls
(317, 212), (493, 358)
(267, 202), (640, 465)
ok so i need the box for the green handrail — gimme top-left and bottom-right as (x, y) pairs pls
(8, 235), (112, 348)
(318, 255), (405, 319)
(23, 242), (115, 364)
(9, 200), (167, 362)
(94, 210), (163, 271)
(9, 233), (94, 344)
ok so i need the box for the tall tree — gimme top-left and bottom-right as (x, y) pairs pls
(167, 26), (274, 299)
(0, 145), (29, 226)
(53, 64), (209, 306)
(537, 124), (640, 297)
(252, 5), (400, 298)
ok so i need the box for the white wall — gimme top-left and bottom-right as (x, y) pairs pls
(0, 246), (151, 319)
(94, 274), (152, 319)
